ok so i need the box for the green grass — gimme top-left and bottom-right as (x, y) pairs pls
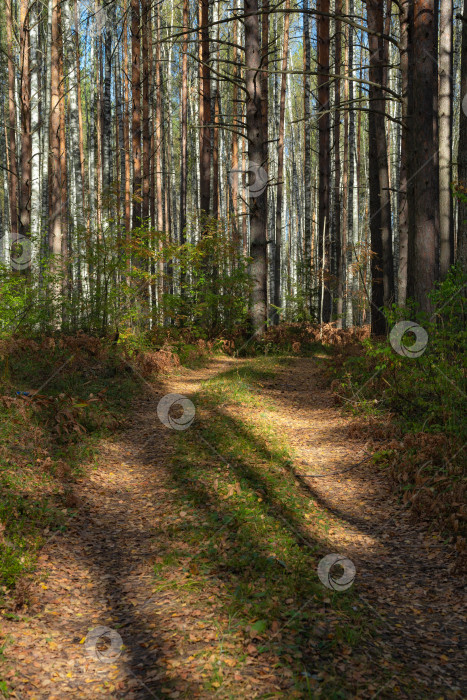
(152, 356), (387, 696)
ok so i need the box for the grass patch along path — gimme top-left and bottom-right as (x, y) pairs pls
(1, 355), (464, 698)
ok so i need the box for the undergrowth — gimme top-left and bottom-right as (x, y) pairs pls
(331, 267), (467, 555)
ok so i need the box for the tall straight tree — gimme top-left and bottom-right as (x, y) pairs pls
(303, 0), (312, 313)
(180, 0), (188, 249)
(141, 0), (151, 222)
(103, 2), (113, 193)
(438, 0), (453, 276)
(407, 0), (439, 311)
(131, 0), (142, 229)
(346, 0), (356, 326)
(199, 0), (211, 219)
(317, 0), (331, 322)
(335, 0), (343, 326)
(398, 0), (411, 304)
(49, 0), (63, 260)
(19, 0), (32, 246)
(6, 0), (19, 247)
(273, 0), (290, 321)
(123, 2), (131, 239)
(458, 10), (467, 273)
(367, 0), (395, 333)
(231, 16), (240, 250)
(245, 0), (267, 331)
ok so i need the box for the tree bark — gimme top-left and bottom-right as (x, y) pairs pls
(49, 0), (62, 259)
(438, 0), (454, 276)
(458, 8), (467, 272)
(317, 0), (331, 322)
(200, 0), (211, 219)
(141, 0), (150, 222)
(123, 2), (131, 270)
(407, 0), (439, 311)
(245, 0), (267, 332)
(273, 0), (290, 322)
(19, 0), (32, 247)
(346, 0), (356, 327)
(398, 0), (411, 304)
(335, 0), (343, 326)
(367, 0), (395, 334)
(6, 0), (19, 245)
(180, 0), (188, 248)
(303, 0), (312, 314)
(131, 0), (141, 228)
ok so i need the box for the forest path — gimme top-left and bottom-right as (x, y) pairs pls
(2, 355), (464, 699)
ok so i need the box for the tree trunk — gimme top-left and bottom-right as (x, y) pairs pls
(131, 0), (141, 228)
(200, 0), (211, 218)
(6, 0), (19, 246)
(231, 18), (240, 251)
(141, 0), (150, 222)
(317, 0), (331, 322)
(48, 0), (63, 326)
(19, 0), (32, 248)
(245, 0), (267, 332)
(407, 0), (439, 311)
(439, 0), (453, 276)
(103, 4), (112, 194)
(346, 0), (355, 327)
(398, 0), (411, 304)
(273, 0), (290, 322)
(303, 0), (312, 314)
(29, 0), (41, 259)
(123, 2), (131, 242)
(180, 0), (188, 247)
(367, 0), (395, 334)
(458, 9), (467, 272)
(335, 0), (343, 326)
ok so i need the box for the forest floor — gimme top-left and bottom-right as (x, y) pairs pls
(1, 354), (465, 699)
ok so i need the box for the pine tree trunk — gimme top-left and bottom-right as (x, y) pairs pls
(131, 0), (141, 228)
(273, 0), (289, 322)
(141, 0), (150, 222)
(180, 0), (188, 248)
(6, 0), (19, 245)
(231, 18), (240, 251)
(458, 10), (467, 272)
(317, 0), (331, 322)
(49, 0), (63, 324)
(335, 0), (343, 326)
(103, 4), (113, 194)
(367, 0), (394, 334)
(346, 0), (355, 327)
(200, 0), (211, 219)
(398, 0), (411, 304)
(407, 0), (439, 311)
(439, 0), (453, 276)
(245, 0), (267, 332)
(29, 0), (41, 257)
(123, 3), (131, 242)
(303, 0), (312, 314)
(19, 0), (32, 249)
